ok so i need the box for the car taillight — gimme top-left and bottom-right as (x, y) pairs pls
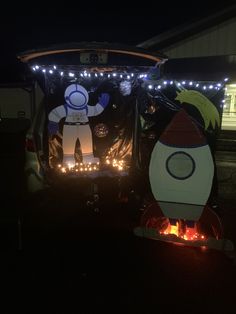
(25, 137), (36, 152)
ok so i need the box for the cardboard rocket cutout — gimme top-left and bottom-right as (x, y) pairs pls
(48, 84), (110, 165)
(135, 108), (234, 252)
(149, 109), (214, 221)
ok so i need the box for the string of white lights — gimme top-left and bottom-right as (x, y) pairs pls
(31, 65), (229, 91)
(31, 65), (143, 80)
(145, 78), (229, 91)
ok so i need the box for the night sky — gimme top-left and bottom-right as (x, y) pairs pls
(0, 0), (235, 71)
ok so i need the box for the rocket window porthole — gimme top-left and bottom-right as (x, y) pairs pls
(166, 151), (195, 180)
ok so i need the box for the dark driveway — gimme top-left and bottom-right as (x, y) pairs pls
(1, 132), (236, 313)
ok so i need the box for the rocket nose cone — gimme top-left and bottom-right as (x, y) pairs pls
(160, 109), (207, 147)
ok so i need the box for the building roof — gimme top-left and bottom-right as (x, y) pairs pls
(137, 4), (236, 50)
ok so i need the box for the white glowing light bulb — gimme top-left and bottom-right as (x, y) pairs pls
(68, 163), (73, 170)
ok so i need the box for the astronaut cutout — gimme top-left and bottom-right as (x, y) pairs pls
(48, 84), (110, 166)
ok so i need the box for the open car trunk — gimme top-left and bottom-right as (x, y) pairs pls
(18, 43), (224, 182)
(19, 43), (167, 182)
(19, 42), (234, 252)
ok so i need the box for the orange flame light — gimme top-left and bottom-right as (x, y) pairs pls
(160, 221), (206, 241)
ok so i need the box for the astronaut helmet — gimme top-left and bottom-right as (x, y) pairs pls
(64, 84), (89, 110)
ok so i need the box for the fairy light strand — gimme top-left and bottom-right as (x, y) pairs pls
(31, 65), (229, 92)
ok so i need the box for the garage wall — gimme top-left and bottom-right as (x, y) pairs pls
(163, 17), (236, 58)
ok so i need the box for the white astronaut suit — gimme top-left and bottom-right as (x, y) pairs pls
(48, 84), (109, 165)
